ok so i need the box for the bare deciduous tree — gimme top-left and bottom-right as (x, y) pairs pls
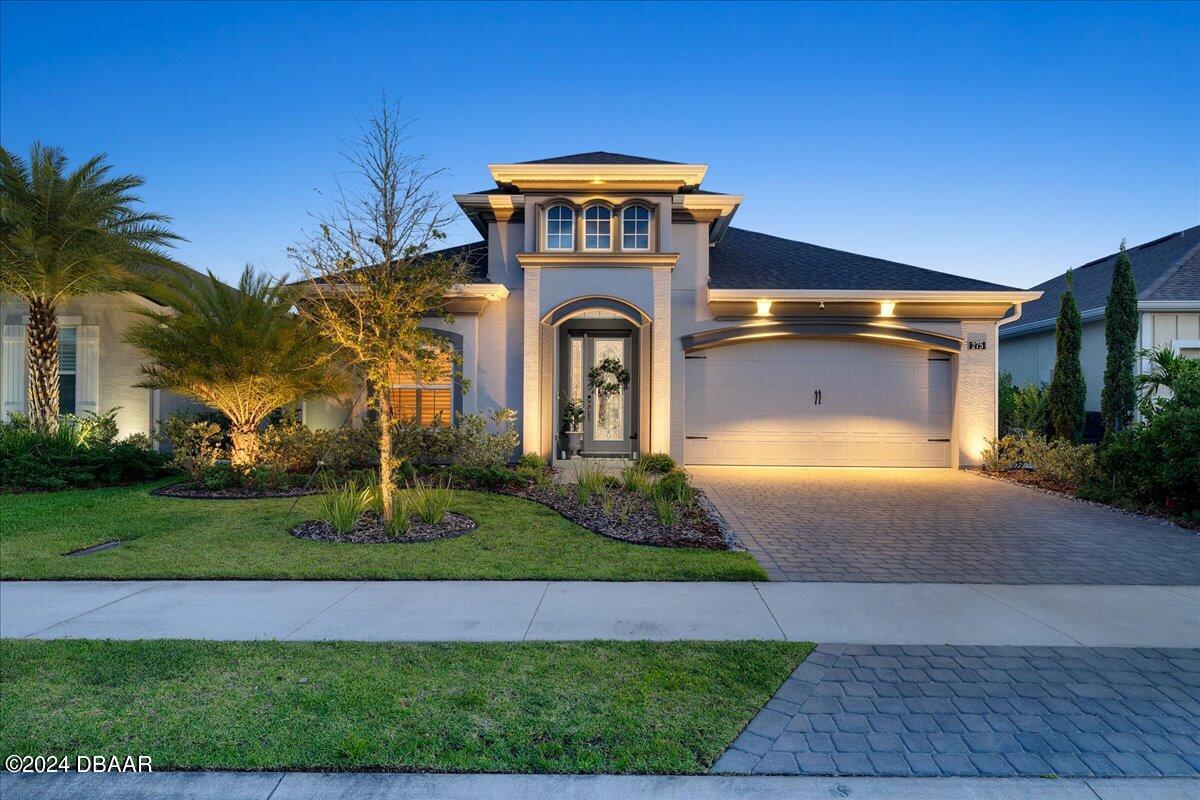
(289, 100), (469, 521)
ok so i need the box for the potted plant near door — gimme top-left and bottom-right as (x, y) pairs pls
(560, 398), (584, 458)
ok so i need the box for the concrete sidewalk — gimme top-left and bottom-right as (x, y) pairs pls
(2, 581), (1197, 646)
(2, 771), (1196, 800)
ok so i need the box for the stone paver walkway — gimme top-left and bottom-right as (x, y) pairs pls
(715, 644), (1200, 778)
(3, 581), (1198, 646)
(691, 467), (1200, 584)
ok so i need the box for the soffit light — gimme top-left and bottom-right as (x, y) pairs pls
(880, 300), (896, 317)
(755, 299), (773, 317)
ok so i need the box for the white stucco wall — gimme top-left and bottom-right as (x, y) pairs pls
(1, 292), (188, 439)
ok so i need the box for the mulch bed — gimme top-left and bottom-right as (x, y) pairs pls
(151, 481), (321, 500)
(972, 468), (1200, 532)
(507, 484), (730, 549)
(291, 511), (477, 544)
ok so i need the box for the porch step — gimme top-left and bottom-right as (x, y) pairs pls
(550, 456), (633, 484)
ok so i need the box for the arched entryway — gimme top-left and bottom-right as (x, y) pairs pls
(541, 297), (651, 460)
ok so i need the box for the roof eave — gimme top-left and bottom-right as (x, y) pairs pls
(488, 162), (708, 192)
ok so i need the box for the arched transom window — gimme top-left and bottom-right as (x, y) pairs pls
(545, 204), (574, 250)
(622, 205), (652, 250)
(583, 205), (612, 250)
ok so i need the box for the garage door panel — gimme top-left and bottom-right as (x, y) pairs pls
(685, 338), (953, 467)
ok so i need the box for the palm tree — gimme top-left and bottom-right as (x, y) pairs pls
(1136, 346), (1196, 406)
(125, 267), (347, 466)
(0, 144), (184, 432)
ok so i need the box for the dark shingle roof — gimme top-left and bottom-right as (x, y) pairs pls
(427, 240), (488, 282)
(295, 241), (489, 285)
(708, 228), (1019, 292)
(1011, 226), (1200, 329)
(518, 151), (680, 165)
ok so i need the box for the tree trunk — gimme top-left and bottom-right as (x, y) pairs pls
(228, 422), (259, 467)
(377, 385), (395, 522)
(25, 296), (61, 433)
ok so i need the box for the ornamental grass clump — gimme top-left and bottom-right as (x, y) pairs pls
(652, 493), (678, 527)
(573, 460), (612, 504)
(620, 463), (651, 495)
(407, 477), (453, 524)
(319, 480), (370, 533)
(386, 494), (412, 538)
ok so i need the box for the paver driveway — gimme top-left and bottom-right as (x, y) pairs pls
(714, 644), (1200, 778)
(690, 467), (1200, 584)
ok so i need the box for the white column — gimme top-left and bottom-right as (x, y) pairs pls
(955, 321), (999, 467)
(650, 267), (672, 454)
(522, 266), (542, 455)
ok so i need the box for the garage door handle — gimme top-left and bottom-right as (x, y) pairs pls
(927, 438), (950, 442)
(685, 436), (708, 440)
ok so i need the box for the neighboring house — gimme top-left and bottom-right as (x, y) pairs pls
(308, 152), (1040, 468)
(1, 282), (205, 441)
(1000, 226), (1200, 412)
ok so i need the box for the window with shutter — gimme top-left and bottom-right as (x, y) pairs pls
(59, 327), (77, 415)
(389, 353), (453, 427)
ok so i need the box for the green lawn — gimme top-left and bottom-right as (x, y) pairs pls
(0, 639), (809, 773)
(0, 482), (765, 580)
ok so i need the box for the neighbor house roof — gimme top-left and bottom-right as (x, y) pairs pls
(295, 241), (490, 285)
(518, 151), (680, 165)
(1004, 225), (1200, 335)
(708, 228), (1020, 292)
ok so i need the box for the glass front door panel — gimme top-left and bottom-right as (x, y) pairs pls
(591, 337), (625, 442)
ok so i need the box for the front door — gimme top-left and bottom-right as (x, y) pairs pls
(583, 333), (633, 455)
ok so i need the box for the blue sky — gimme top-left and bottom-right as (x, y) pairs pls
(2, 1), (1196, 288)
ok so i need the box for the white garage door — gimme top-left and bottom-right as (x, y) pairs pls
(684, 338), (953, 467)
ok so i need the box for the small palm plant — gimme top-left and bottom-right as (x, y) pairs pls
(1137, 346), (1196, 406)
(125, 266), (346, 466)
(0, 145), (184, 432)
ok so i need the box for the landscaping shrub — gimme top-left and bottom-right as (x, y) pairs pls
(981, 435), (1021, 472)
(452, 408), (519, 469)
(652, 469), (694, 506)
(1034, 440), (1098, 488)
(391, 417), (457, 465)
(436, 465), (531, 490)
(0, 413), (169, 492)
(61, 408), (120, 447)
(998, 373), (1016, 435)
(635, 452), (676, 474)
(517, 452), (545, 471)
(1010, 383), (1051, 436)
(258, 416), (378, 480)
(1098, 402), (1200, 514)
(200, 463), (242, 490)
(157, 412), (224, 481)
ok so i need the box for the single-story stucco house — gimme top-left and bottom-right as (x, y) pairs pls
(305, 151), (1041, 468)
(1000, 226), (1200, 412)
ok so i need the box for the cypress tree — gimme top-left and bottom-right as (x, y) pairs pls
(1100, 241), (1138, 436)
(1049, 269), (1087, 444)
